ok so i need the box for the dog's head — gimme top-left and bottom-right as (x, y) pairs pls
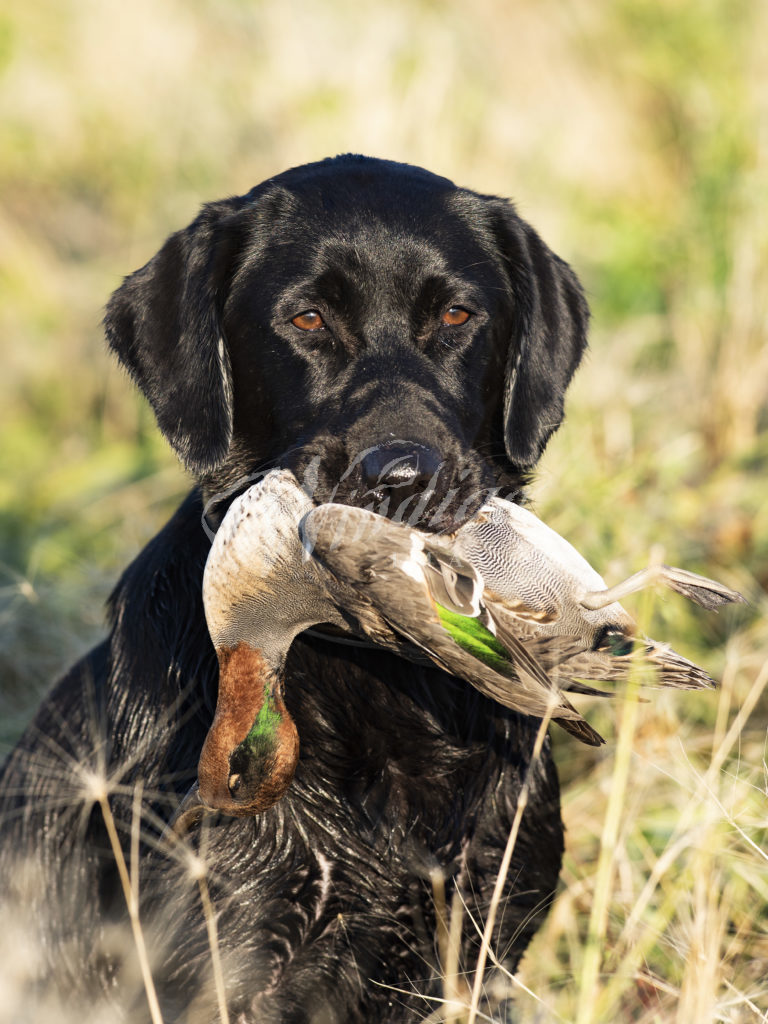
(105, 155), (588, 528)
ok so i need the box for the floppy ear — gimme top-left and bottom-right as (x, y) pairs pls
(491, 205), (589, 470)
(104, 197), (250, 475)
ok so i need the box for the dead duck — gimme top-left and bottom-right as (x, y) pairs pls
(195, 470), (598, 822)
(191, 470), (744, 822)
(303, 497), (744, 709)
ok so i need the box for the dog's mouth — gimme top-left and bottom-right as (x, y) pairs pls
(284, 437), (502, 534)
(200, 436), (516, 539)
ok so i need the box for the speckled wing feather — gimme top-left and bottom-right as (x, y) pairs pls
(449, 496), (744, 692)
(448, 498), (633, 644)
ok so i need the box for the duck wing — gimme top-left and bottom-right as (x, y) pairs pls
(302, 504), (605, 746)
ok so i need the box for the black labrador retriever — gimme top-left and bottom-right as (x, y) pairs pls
(0, 155), (588, 1022)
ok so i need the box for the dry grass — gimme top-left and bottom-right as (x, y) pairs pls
(517, 644), (768, 1022)
(378, 584), (767, 1024)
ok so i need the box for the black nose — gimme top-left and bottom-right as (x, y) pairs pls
(360, 441), (443, 496)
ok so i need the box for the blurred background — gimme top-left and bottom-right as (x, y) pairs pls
(0, 0), (766, 1019)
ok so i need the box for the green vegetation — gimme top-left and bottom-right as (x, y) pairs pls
(1, 0), (765, 1019)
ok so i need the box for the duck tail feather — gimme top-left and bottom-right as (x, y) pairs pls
(554, 716), (606, 747)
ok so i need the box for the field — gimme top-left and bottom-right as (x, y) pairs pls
(1, 0), (766, 1020)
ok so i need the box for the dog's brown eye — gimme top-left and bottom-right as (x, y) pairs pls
(291, 310), (325, 331)
(442, 307), (471, 327)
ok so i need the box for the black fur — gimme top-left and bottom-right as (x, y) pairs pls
(0, 155), (588, 1022)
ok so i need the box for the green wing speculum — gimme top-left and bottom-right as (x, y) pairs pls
(434, 604), (510, 674)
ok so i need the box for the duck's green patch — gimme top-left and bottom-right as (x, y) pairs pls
(435, 604), (510, 674)
(244, 682), (282, 748)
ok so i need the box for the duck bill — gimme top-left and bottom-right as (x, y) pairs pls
(198, 642), (299, 816)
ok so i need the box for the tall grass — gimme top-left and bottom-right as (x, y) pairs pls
(381, 580), (767, 1023)
(1, 0), (766, 1019)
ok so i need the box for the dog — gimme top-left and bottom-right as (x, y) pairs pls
(0, 155), (588, 1023)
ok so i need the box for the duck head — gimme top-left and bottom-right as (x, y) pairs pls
(198, 643), (299, 816)
(198, 470), (348, 815)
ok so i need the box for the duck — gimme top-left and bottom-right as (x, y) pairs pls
(189, 469), (744, 821)
(308, 496), (745, 693)
(195, 470), (592, 821)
